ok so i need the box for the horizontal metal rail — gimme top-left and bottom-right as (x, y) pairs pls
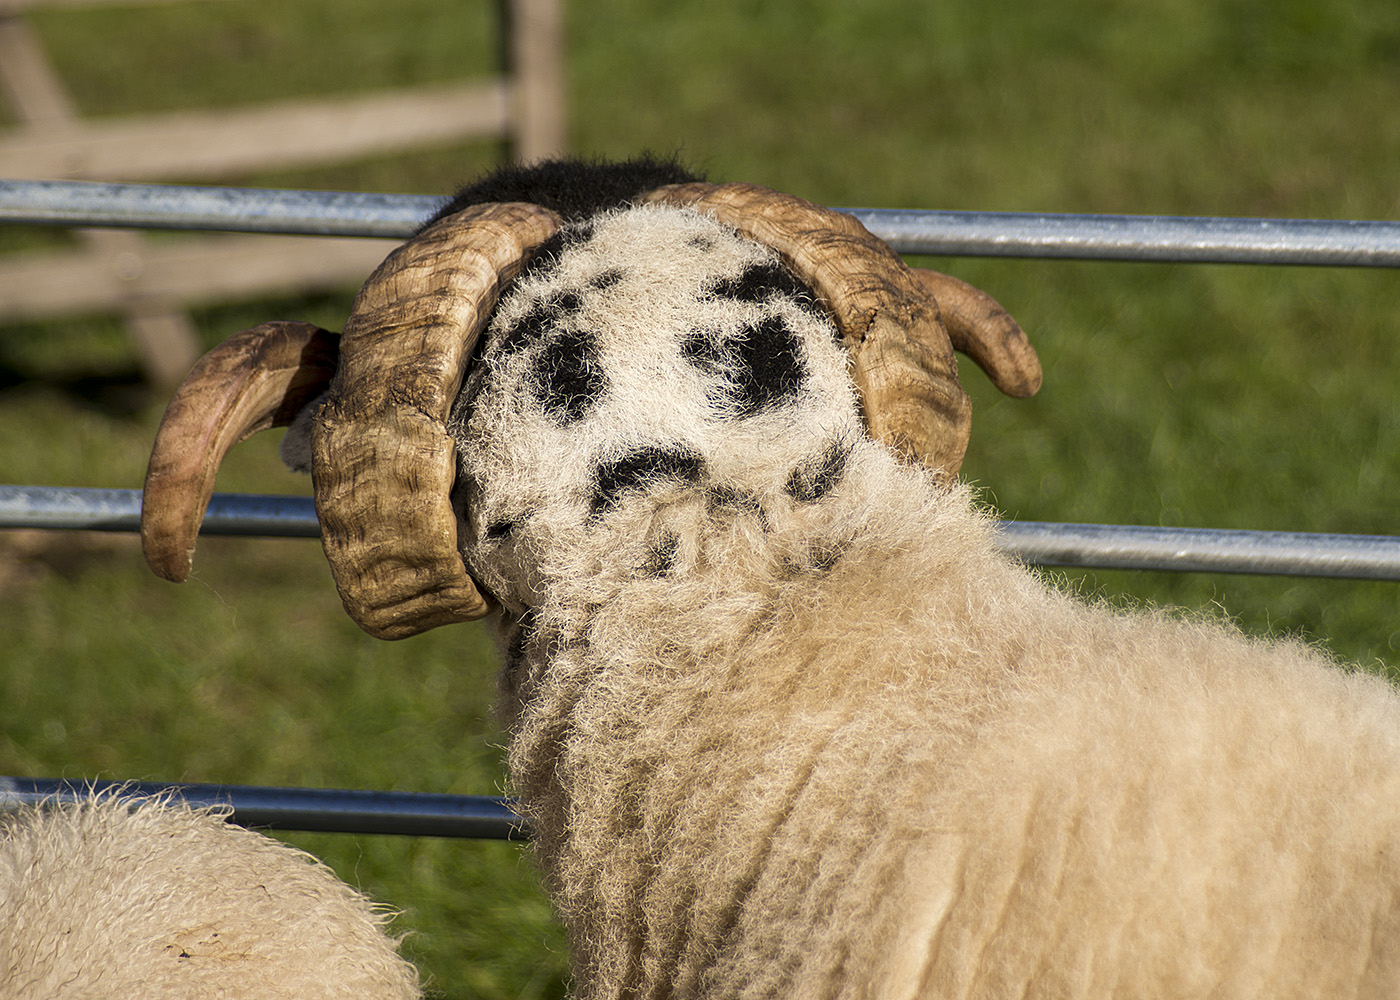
(996, 521), (1400, 580)
(0, 485), (318, 536)
(0, 179), (439, 239)
(0, 776), (524, 840)
(4, 485), (1398, 581)
(4, 178), (1400, 266)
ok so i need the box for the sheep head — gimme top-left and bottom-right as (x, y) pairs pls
(141, 169), (1040, 640)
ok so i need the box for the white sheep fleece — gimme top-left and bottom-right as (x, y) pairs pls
(446, 205), (1400, 998)
(0, 792), (421, 1000)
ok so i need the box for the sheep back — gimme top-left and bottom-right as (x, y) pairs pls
(0, 793), (420, 1000)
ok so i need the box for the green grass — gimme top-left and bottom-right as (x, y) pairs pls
(3, 1), (1400, 996)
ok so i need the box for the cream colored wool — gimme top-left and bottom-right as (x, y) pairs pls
(0, 793), (421, 1000)
(442, 205), (1400, 998)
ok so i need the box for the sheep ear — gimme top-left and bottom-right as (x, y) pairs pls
(279, 392), (329, 474)
(141, 321), (339, 583)
(909, 268), (1042, 399)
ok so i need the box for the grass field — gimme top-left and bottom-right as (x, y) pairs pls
(3, 1), (1399, 997)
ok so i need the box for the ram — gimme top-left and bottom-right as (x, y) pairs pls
(140, 158), (1400, 999)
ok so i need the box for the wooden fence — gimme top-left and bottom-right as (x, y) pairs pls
(0, 0), (565, 384)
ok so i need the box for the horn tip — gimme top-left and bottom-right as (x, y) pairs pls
(1007, 366), (1044, 398)
(141, 534), (195, 584)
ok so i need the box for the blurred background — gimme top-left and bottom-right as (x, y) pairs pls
(2, 1), (1398, 996)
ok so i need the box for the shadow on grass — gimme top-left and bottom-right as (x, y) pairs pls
(0, 354), (152, 420)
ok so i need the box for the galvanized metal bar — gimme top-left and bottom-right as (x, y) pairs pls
(4, 178), (1400, 266)
(0, 179), (442, 238)
(856, 208), (1400, 267)
(4, 485), (1398, 581)
(995, 521), (1400, 580)
(0, 484), (318, 536)
(0, 776), (526, 840)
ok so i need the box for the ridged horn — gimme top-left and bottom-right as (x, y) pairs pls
(311, 202), (563, 640)
(641, 182), (1039, 475)
(141, 321), (339, 583)
(909, 268), (1041, 398)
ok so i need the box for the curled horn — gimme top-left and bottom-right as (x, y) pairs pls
(909, 268), (1042, 399)
(141, 321), (338, 583)
(144, 182), (1034, 643)
(311, 202), (562, 640)
(641, 182), (1040, 474)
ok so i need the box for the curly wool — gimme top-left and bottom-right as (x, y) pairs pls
(450, 204), (1400, 998)
(0, 793), (421, 1000)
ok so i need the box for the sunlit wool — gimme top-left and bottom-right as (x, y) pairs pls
(0, 793), (420, 1000)
(445, 201), (1400, 999)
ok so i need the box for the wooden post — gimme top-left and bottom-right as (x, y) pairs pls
(0, 12), (201, 387)
(509, 0), (567, 164)
(0, 0), (569, 387)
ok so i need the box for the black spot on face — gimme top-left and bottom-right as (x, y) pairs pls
(727, 315), (808, 416)
(590, 268), (624, 290)
(785, 442), (850, 503)
(681, 316), (808, 418)
(531, 329), (607, 423)
(496, 298), (554, 355)
(680, 328), (723, 368)
(495, 290), (585, 355)
(591, 447), (704, 515)
(707, 261), (819, 312)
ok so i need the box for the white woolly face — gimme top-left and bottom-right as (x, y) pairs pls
(450, 205), (866, 614)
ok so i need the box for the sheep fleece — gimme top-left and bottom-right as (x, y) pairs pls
(0, 794), (420, 1000)
(444, 204), (1400, 999)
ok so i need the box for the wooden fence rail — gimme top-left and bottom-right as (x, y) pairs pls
(0, 0), (565, 384)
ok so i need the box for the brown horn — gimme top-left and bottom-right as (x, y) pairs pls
(141, 320), (339, 583)
(641, 182), (975, 476)
(311, 201), (562, 641)
(909, 268), (1041, 398)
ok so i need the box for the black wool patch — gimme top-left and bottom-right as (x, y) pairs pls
(705, 483), (765, 517)
(420, 154), (704, 229)
(495, 288), (586, 355)
(590, 268), (625, 290)
(531, 329), (607, 424)
(784, 442), (850, 503)
(708, 261), (819, 312)
(496, 298), (558, 355)
(725, 315), (809, 416)
(679, 329), (724, 369)
(681, 316), (809, 417)
(590, 447), (705, 515)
